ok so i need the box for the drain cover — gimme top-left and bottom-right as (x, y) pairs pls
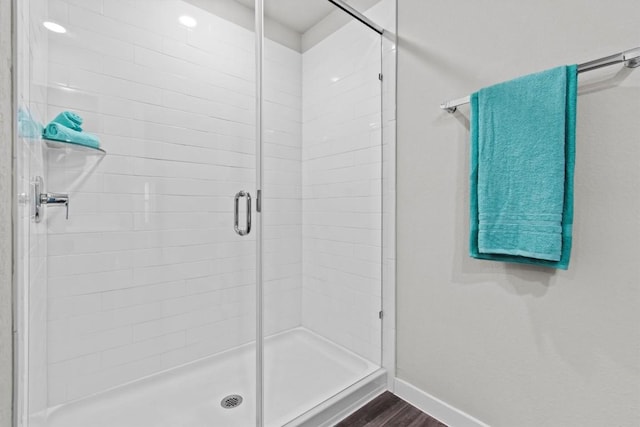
(221, 394), (243, 409)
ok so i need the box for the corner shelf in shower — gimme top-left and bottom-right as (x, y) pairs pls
(43, 138), (106, 157)
(42, 138), (106, 192)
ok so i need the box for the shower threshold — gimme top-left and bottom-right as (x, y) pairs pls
(32, 328), (384, 427)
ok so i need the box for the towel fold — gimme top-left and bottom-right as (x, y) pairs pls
(43, 122), (100, 149)
(52, 111), (83, 132)
(469, 65), (577, 270)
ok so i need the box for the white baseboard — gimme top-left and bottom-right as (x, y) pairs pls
(394, 378), (490, 427)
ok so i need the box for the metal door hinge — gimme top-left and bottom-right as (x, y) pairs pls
(378, 73), (383, 81)
(257, 189), (262, 213)
(378, 310), (383, 319)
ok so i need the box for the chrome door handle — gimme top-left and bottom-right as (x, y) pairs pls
(234, 191), (251, 236)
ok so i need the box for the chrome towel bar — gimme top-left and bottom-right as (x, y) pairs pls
(440, 47), (640, 113)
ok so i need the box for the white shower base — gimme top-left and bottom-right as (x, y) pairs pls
(33, 328), (380, 427)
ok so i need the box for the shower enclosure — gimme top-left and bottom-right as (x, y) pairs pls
(14, 0), (396, 425)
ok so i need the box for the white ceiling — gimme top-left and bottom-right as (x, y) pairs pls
(186, 0), (384, 51)
(235, 0), (336, 34)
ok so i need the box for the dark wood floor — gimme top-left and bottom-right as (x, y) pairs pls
(336, 391), (447, 427)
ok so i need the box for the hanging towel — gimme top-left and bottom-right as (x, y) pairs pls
(52, 111), (83, 132)
(469, 65), (577, 270)
(43, 122), (101, 149)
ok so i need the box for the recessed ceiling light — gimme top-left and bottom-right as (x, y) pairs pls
(43, 21), (67, 34)
(179, 15), (197, 28)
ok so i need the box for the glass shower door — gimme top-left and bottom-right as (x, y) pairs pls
(17, 0), (391, 425)
(260, 1), (384, 425)
(17, 1), (260, 426)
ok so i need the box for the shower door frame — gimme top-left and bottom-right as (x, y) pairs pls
(254, 1), (265, 426)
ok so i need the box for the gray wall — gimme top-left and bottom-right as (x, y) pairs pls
(397, 1), (639, 426)
(0, 0), (13, 423)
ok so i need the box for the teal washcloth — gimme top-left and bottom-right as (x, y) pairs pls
(52, 111), (83, 132)
(43, 122), (100, 149)
(469, 65), (577, 270)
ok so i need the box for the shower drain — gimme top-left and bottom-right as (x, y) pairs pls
(220, 394), (243, 409)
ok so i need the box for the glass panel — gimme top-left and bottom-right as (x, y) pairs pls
(19, 1), (258, 425)
(261, 1), (383, 424)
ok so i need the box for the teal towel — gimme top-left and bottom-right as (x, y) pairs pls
(43, 122), (100, 149)
(469, 65), (577, 270)
(52, 111), (83, 132)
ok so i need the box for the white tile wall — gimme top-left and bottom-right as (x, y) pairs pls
(262, 40), (303, 337)
(43, 0), (301, 405)
(301, 15), (383, 364)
